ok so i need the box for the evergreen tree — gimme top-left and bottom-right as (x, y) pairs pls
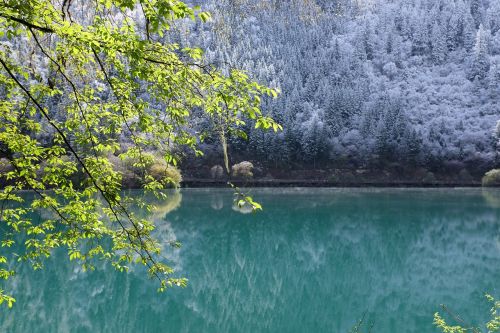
(446, 13), (460, 51)
(468, 24), (491, 81)
(486, 1), (500, 36)
(301, 105), (329, 167)
(470, 0), (482, 28)
(432, 23), (447, 64)
(463, 13), (477, 51)
(488, 61), (500, 96)
(496, 120), (500, 147)
(412, 19), (429, 56)
(167, 0), (497, 172)
(405, 129), (422, 165)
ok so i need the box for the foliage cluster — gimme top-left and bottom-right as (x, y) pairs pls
(482, 169), (500, 186)
(434, 295), (500, 333)
(0, 0), (279, 307)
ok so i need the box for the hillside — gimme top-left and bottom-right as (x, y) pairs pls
(174, 0), (500, 177)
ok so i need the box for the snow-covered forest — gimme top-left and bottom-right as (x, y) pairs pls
(4, 0), (500, 176)
(177, 0), (500, 173)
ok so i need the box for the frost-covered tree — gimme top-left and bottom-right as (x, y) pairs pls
(468, 24), (491, 80)
(470, 0), (482, 28)
(113, 0), (499, 172)
(496, 120), (500, 151)
(432, 23), (447, 64)
(486, 1), (500, 36)
(462, 13), (477, 51)
(301, 104), (329, 167)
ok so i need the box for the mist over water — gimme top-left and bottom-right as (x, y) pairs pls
(1, 188), (499, 332)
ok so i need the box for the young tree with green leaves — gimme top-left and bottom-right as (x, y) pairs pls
(0, 0), (280, 308)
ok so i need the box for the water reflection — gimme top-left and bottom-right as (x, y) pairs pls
(482, 188), (500, 209)
(1, 188), (499, 333)
(210, 193), (224, 211)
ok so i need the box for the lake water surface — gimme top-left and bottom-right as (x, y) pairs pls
(1, 188), (500, 332)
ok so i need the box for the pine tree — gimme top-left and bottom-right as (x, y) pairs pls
(432, 23), (447, 64)
(412, 20), (428, 56)
(363, 22), (375, 61)
(446, 13), (460, 51)
(462, 13), (476, 51)
(468, 24), (490, 81)
(470, 0), (482, 29)
(392, 34), (405, 67)
(496, 120), (500, 147)
(488, 61), (500, 96)
(301, 107), (329, 168)
(405, 129), (422, 165)
(487, 1), (500, 36)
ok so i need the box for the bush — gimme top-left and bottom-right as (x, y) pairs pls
(149, 160), (182, 188)
(110, 153), (182, 188)
(340, 170), (356, 182)
(210, 165), (225, 180)
(231, 161), (254, 179)
(482, 169), (500, 187)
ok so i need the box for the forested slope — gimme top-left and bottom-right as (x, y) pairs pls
(3, 0), (499, 179)
(177, 0), (500, 176)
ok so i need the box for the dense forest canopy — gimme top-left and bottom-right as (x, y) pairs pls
(172, 0), (500, 173)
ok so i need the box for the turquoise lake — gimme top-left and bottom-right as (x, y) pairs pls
(1, 188), (499, 332)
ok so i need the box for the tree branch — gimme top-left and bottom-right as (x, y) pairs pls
(0, 55), (164, 283)
(0, 14), (54, 33)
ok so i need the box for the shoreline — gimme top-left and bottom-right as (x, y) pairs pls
(180, 179), (483, 188)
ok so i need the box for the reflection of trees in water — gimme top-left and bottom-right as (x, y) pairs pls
(167, 189), (500, 332)
(151, 191), (182, 219)
(104, 190), (187, 272)
(3, 189), (500, 332)
(482, 188), (500, 209)
(481, 189), (500, 250)
(210, 193), (224, 210)
(127, 190), (183, 219)
(36, 190), (183, 226)
(143, 190), (184, 270)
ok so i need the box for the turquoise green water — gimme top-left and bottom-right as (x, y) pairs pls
(1, 188), (500, 332)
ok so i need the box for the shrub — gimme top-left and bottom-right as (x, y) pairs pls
(482, 169), (500, 187)
(231, 161), (254, 179)
(340, 171), (356, 183)
(210, 165), (225, 179)
(112, 153), (182, 188)
(149, 158), (182, 188)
